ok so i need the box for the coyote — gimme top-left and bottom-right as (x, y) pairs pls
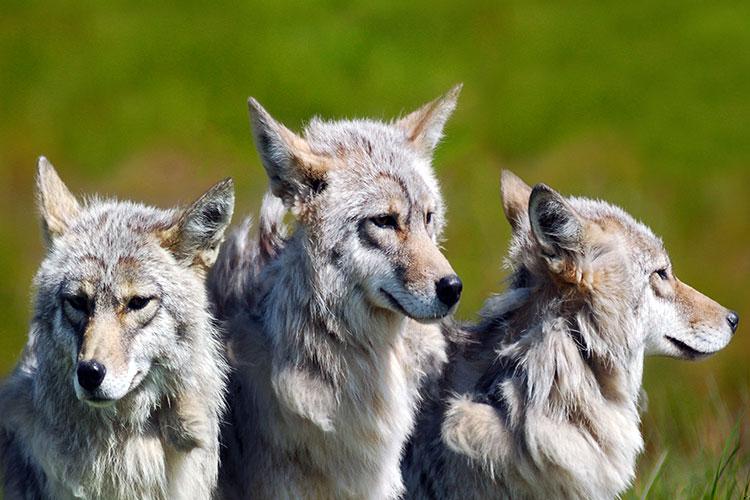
(0, 158), (234, 499)
(211, 87), (463, 499)
(402, 171), (738, 499)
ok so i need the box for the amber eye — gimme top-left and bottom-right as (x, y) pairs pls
(425, 211), (434, 224)
(65, 294), (90, 314)
(127, 296), (152, 311)
(370, 214), (398, 229)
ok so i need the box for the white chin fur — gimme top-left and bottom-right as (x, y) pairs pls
(654, 328), (732, 359)
(73, 366), (146, 404)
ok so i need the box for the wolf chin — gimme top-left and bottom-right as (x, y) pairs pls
(402, 170), (738, 499)
(0, 158), (234, 499)
(211, 87), (463, 499)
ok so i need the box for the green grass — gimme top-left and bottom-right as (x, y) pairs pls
(627, 408), (749, 498)
(0, 1), (748, 496)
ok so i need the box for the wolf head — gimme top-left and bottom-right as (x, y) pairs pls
(246, 87), (463, 322)
(500, 170), (737, 360)
(33, 157), (234, 407)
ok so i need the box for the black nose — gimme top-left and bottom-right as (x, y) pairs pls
(726, 311), (739, 333)
(436, 275), (462, 308)
(77, 360), (106, 391)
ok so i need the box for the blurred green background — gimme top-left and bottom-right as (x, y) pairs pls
(1, 0), (747, 495)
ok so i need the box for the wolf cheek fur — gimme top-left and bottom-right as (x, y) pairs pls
(0, 157), (234, 499)
(213, 86), (463, 499)
(403, 170), (737, 499)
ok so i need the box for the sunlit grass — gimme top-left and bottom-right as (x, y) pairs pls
(627, 382), (749, 499)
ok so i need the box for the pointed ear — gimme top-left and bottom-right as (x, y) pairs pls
(396, 83), (462, 154)
(500, 170), (532, 232)
(528, 184), (583, 257)
(248, 98), (330, 207)
(36, 156), (81, 243)
(162, 178), (235, 270)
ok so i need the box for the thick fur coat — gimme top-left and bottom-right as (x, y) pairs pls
(0, 158), (234, 499)
(403, 171), (737, 499)
(212, 88), (463, 499)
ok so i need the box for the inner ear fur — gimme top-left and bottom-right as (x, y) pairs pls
(160, 178), (235, 271)
(36, 156), (81, 244)
(248, 98), (331, 207)
(395, 83), (462, 154)
(528, 184), (583, 257)
(500, 170), (532, 232)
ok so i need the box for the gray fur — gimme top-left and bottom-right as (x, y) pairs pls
(212, 87), (462, 499)
(0, 158), (234, 499)
(403, 170), (736, 499)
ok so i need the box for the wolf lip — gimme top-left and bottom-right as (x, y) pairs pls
(665, 336), (709, 359)
(380, 288), (410, 317)
(81, 396), (117, 408)
(379, 288), (445, 323)
(128, 370), (145, 391)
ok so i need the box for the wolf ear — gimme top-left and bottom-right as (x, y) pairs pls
(396, 84), (462, 154)
(36, 156), (81, 243)
(500, 170), (532, 232)
(162, 178), (235, 270)
(248, 98), (330, 208)
(528, 184), (583, 258)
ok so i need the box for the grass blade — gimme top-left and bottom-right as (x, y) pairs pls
(705, 422), (741, 499)
(640, 450), (668, 500)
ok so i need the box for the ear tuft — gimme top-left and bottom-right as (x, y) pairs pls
(36, 156), (81, 243)
(248, 98), (330, 207)
(164, 178), (235, 270)
(396, 83), (462, 153)
(500, 170), (532, 231)
(528, 183), (582, 257)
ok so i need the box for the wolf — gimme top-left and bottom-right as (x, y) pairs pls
(211, 86), (464, 499)
(0, 157), (234, 499)
(402, 170), (738, 499)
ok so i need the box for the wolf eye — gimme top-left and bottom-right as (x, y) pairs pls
(425, 211), (434, 224)
(653, 268), (670, 281)
(127, 296), (152, 311)
(370, 214), (398, 229)
(64, 294), (90, 314)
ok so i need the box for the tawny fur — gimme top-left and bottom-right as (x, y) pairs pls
(0, 158), (234, 500)
(403, 171), (737, 499)
(212, 88), (462, 499)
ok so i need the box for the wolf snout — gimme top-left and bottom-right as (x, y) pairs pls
(77, 360), (107, 392)
(727, 311), (739, 333)
(436, 275), (463, 308)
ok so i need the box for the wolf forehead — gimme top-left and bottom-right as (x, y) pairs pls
(567, 196), (667, 261)
(304, 118), (441, 198)
(47, 200), (179, 271)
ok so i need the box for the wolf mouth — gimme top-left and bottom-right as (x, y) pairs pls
(128, 370), (145, 391)
(665, 336), (708, 359)
(82, 396), (117, 408)
(379, 288), (445, 322)
(380, 288), (410, 317)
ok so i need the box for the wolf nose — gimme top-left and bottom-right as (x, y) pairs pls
(726, 311), (739, 333)
(436, 275), (462, 308)
(77, 360), (107, 391)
